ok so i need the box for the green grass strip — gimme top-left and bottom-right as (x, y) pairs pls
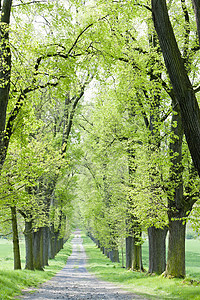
(82, 234), (200, 300)
(0, 237), (72, 300)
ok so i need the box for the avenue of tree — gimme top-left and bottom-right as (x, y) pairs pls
(0, 0), (200, 279)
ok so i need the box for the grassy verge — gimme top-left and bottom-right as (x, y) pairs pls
(0, 237), (73, 300)
(83, 234), (200, 300)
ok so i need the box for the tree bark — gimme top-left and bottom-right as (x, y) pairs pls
(126, 230), (143, 271)
(43, 226), (49, 266)
(24, 220), (34, 270)
(11, 206), (21, 270)
(165, 102), (186, 277)
(192, 0), (200, 46)
(148, 227), (168, 274)
(33, 228), (44, 270)
(132, 234), (143, 271)
(165, 214), (186, 278)
(151, 0), (200, 177)
(109, 249), (119, 263)
(126, 236), (134, 269)
(49, 225), (56, 259)
(0, 0), (12, 171)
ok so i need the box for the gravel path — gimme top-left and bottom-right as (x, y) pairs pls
(19, 230), (147, 299)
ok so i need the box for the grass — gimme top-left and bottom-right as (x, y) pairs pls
(0, 237), (72, 300)
(1, 234), (200, 299)
(186, 239), (200, 280)
(83, 234), (200, 300)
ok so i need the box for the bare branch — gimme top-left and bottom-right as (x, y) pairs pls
(67, 23), (94, 56)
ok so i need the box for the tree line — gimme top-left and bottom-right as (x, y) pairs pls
(0, 0), (200, 279)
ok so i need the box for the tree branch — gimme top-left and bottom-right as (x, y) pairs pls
(181, 0), (190, 59)
(12, 0), (47, 7)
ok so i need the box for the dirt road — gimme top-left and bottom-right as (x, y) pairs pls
(20, 231), (147, 299)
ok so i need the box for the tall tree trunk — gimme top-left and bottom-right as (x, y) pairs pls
(126, 138), (144, 271)
(148, 227), (168, 274)
(11, 206), (21, 270)
(165, 103), (186, 277)
(151, 0), (200, 177)
(24, 220), (34, 270)
(0, 0), (12, 171)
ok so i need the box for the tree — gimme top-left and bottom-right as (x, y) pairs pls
(151, 0), (200, 278)
(0, 0), (12, 171)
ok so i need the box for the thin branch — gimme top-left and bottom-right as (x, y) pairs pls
(194, 84), (200, 93)
(160, 108), (172, 122)
(83, 159), (102, 191)
(12, 0), (47, 7)
(67, 23), (94, 56)
(80, 113), (93, 126)
(0, 232), (12, 236)
(77, 122), (92, 134)
(135, 3), (152, 12)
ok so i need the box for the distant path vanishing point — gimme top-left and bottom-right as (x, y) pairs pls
(20, 230), (147, 299)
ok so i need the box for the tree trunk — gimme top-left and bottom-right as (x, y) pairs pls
(132, 236), (143, 271)
(97, 240), (100, 248)
(165, 103), (186, 277)
(126, 233), (143, 271)
(33, 228), (44, 270)
(49, 225), (56, 259)
(24, 220), (34, 270)
(148, 227), (168, 274)
(126, 236), (134, 269)
(192, 0), (200, 46)
(54, 231), (59, 255)
(121, 247), (125, 268)
(165, 214), (186, 278)
(11, 206), (21, 270)
(109, 249), (119, 263)
(43, 226), (49, 266)
(40, 227), (44, 268)
(151, 0), (200, 177)
(0, 0), (12, 172)
(126, 139), (143, 271)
